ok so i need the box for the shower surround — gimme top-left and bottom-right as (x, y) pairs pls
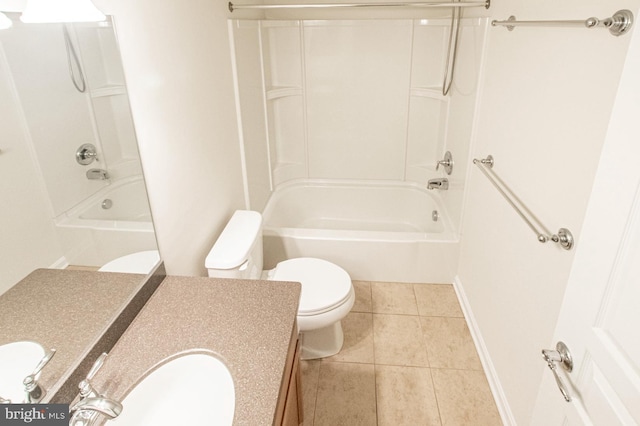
(230, 17), (487, 282)
(2, 22), (155, 267)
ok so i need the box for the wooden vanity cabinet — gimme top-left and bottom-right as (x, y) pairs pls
(275, 332), (303, 426)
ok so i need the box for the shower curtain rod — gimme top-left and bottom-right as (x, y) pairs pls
(228, 1), (490, 12)
(492, 9), (634, 37)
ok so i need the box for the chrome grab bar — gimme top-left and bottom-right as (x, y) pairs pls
(473, 155), (574, 250)
(229, 0), (490, 12)
(492, 9), (634, 37)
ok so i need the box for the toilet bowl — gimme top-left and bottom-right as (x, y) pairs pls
(98, 250), (160, 274)
(206, 210), (355, 360)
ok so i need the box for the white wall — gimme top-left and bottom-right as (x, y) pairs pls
(107, 0), (246, 276)
(457, 0), (639, 422)
(0, 42), (64, 294)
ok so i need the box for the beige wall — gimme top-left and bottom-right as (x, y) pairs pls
(458, 0), (639, 422)
(107, 0), (246, 276)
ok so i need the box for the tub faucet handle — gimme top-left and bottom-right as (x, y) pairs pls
(435, 151), (454, 175)
(79, 353), (107, 398)
(23, 348), (56, 403)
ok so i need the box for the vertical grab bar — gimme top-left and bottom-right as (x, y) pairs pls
(473, 155), (574, 250)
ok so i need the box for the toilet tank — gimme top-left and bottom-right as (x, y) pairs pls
(205, 210), (264, 279)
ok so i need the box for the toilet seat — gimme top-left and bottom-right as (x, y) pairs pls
(98, 250), (160, 273)
(269, 258), (352, 316)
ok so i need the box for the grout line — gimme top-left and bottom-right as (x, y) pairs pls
(428, 366), (445, 426)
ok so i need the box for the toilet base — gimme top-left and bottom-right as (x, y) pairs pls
(300, 321), (345, 360)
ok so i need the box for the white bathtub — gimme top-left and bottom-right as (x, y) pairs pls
(55, 176), (157, 267)
(262, 180), (459, 283)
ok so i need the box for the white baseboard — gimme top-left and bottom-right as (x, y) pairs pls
(453, 275), (516, 426)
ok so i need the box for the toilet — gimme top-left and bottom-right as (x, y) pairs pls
(206, 210), (355, 360)
(98, 250), (160, 274)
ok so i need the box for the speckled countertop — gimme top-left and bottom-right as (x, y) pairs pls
(90, 276), (301, 426)
(0, 269), (160, 402)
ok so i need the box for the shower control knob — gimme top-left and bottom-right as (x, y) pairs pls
(76, 143), (98, 165)
(435, 151), (454, 175)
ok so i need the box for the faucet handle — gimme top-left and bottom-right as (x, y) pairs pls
(79, 353), (107, 398)
(435, 151), (454, 175)
(22, 348), (56, 403)
(30, 348), (56, 378)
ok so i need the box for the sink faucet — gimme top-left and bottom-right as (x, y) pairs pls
(86, 168), (110, 180)
(70, 398), (123, 425)
(70, 353), (123, 426)
(427, 178), (449, 190)
(23, 348), (56, 403)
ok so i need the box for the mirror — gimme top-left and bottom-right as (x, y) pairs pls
(0, 16), (159, 292)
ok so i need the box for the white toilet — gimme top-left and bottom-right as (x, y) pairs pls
(206, 210), (355, 360)
(98, 250), (160, 274)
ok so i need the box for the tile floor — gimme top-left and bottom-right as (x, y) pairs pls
(300, 281), (503, 426)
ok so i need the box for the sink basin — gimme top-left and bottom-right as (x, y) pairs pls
(108, 353), (235, 425)
(0, 341), (45, 403)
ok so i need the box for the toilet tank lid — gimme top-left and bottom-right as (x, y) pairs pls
(205, 210), (262, 270)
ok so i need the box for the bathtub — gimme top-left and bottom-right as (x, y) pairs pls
(262, 180), (459, 283)
(55, 176), (158, 267)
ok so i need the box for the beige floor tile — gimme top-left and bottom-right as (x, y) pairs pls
(432, 369), (502, 426)
(314, 362), (377, 426)
(414, 284), (463, 317)
(373, 314), (429, 367)
(300, 360), (321, 426)
(352, 281), (372, 313)
(325, 312), (374, 364)
(376, 365), (442, 426)
(421, 317), (482, 370)
(371, 282), (418, 315)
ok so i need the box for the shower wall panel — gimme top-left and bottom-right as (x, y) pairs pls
(263, 21), (306, 185)
(2, 26), (102, 217)
(229, 20), (271, 211)
(231, 18), (486, 215)
(304, 20), (412, 180)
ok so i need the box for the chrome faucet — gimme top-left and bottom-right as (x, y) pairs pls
(435, 151), (454, 175)
(70, 353), (123, 426)
(86, 168), (110, 180)
(427, 178), (449, 190)
(23, 348), (56, 403)
(70, 398), (123, 425)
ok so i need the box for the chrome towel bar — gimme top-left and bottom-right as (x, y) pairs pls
(473, 155), (574, 250)
(492, 9), (634, 37)
(229, 0), (491, 12)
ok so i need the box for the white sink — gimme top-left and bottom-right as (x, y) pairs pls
(108, 353), (235, 425)
(0, 341), (45, 403)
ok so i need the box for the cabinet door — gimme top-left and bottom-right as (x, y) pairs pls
(282, 339), (302, 426)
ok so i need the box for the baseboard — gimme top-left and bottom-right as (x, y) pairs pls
(453, 275), (516, 426)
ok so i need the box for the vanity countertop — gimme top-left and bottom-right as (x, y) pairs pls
(90, 275), (301, 425)
(0, 269), (158, 402)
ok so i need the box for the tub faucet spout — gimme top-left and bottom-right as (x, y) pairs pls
(427, 178), (449, 190)
(86, 168), (110, 180)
